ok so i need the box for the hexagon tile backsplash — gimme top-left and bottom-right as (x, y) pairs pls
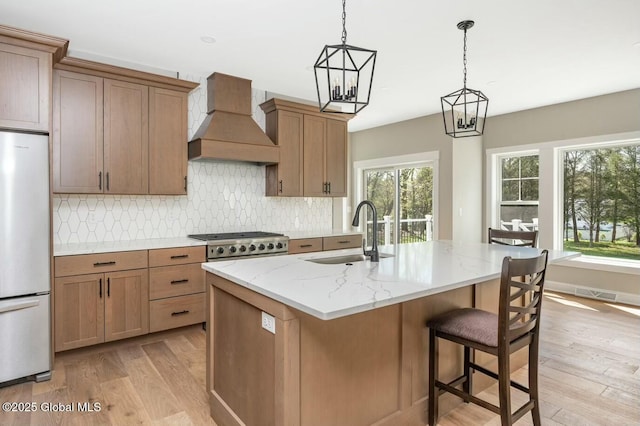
(52, 162), (332, 244)
(52, 72), (333, 245)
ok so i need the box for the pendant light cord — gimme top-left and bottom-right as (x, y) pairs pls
(341, 0), (347, 45)
(462, 27), (467, 89)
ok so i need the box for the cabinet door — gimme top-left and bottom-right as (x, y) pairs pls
(54, 274), (104, 351)
(53, 71), (104, 193)
(104, 79), (149, 194)
(104, 268), (149, 342)
(325, 119), (347, 197)
(276, 110), (304, 196)
(0, 43), (50, 132)
(149, 87), (187, 195)
(303, 115), (327, 197)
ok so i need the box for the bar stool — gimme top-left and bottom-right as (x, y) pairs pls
(426, 250), (549, 426)
(488, 228), (538, 247)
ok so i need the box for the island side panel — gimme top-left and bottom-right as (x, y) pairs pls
(208, 273), (299, 426)
(298, 304), (403, 426)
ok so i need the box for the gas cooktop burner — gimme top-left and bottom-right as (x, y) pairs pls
(188, 232), (289, 260)
(188, 231), (284, 241)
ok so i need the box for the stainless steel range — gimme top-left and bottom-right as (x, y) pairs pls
(188, 232), (289, 261)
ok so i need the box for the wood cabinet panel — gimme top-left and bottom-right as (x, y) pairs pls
(0, 42), (50, 132)
(54, 273), (105, 351)
(149, 263), (205, 300)
(288, 238), (323, 254)
(54, 250), (148, 277)
(148, 246), (205, 267)
(104, 268), (149, 342)
(150, 293), (205, 333)
(322, 234), (362, 251)
(261, 98), (350, 198)
(53, 70), (103, 193)
(303, 115), (327, 197)
(149, 87), (188, 195)
(325, 119), (347, 196)
(265, 110), (304, 196)
(104, 79), (149, 194)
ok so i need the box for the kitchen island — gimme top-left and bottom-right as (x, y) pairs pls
(202, 241), (577, 426)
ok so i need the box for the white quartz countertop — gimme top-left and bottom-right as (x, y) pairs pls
(203, 240), (579, 320)
(54, 237), (206, 256)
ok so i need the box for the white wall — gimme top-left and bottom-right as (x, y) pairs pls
(53, 73), (333, 245)
(452, 136), (482, 242)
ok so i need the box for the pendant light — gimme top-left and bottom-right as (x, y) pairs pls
(314, 0), (377, 114)
(441, 20), (489, 137)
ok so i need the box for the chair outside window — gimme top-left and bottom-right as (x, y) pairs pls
(426, 250), (549, 426)
(488, 228), (538, 247)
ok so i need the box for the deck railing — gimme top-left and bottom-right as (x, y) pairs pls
(366, 215), (434, 245)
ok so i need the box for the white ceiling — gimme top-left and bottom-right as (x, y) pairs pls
(3, 0), (640, 132)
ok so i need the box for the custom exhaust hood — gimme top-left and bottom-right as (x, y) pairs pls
(188, 72), (279, 164)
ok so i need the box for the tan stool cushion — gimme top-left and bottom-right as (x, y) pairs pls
(427, 308), (498, 347)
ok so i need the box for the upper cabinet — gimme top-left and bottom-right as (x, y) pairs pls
(149, 88), (188, 195)
(260, 98), (351, 198)
(52, 58), (197, 195)
(0, 25), (68, 132)
(103, 79), (149, 194)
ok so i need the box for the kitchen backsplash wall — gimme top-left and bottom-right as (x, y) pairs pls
(52, 73), (332, 245)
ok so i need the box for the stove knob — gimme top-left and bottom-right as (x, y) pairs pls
(249, 244), (256, 252)
(229, 246), (237, 253)
(216, 247), (225, 254)
(239, 245), (247, 252)
(258, 244), (265, 250)
(276, 242), (283, 249)
(267, 243), (274, 250)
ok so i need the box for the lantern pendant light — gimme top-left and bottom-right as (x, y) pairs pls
(314, 0), (377, 114)
(441, 20), (489, 137)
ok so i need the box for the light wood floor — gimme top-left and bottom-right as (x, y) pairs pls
(0, 292), (638, 425)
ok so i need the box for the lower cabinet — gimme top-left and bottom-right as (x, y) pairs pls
(54, 249), (150, 352)
(288, 234), (363, 254)
(148, 246), (206, 333)
(54, 268), (149, 351)
(54, 246), (206, 351)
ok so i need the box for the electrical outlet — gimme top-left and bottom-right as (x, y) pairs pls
(261, 312), (275, 334)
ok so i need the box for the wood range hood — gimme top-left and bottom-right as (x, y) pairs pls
(188, 72), (279, 164)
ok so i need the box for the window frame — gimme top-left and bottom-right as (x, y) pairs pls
(353, 151), (439, 245)
(486, 130), (640, 272)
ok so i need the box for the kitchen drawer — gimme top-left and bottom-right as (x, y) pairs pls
(323, 234), (363, 251)
(149, 263), (205, 300)
(148, 246), (206, 267)
(54, 250), (148, 277)
(288, 238), (323, 254)
(149, 293), (205, 333)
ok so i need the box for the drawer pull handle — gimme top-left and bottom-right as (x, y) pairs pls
(299, 244), (313, 248)
(171, 310), (190, 316)
(170, 254), (189, 259)
(170, 279), (189, 285)
(94, 261), (116, 267)
(337, 240), (351, 244)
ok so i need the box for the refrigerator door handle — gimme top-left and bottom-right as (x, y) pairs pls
(0, 299), (40, 314)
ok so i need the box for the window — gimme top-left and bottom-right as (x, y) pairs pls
(354, 152), (438, 248)
(562, 144), (640, 261)
(364, 166), (435, 246)
(497, 154), (539, 232)
(488, 136), (640, 268)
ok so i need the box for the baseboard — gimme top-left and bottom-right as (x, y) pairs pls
(546, 280), (640, 306)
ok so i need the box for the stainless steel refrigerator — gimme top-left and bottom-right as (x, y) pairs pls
(0, 130), (51, 384)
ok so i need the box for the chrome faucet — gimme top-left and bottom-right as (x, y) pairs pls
(352, 200), (379, 262)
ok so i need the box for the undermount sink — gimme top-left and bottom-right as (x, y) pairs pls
(306, 253), (394, 265)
